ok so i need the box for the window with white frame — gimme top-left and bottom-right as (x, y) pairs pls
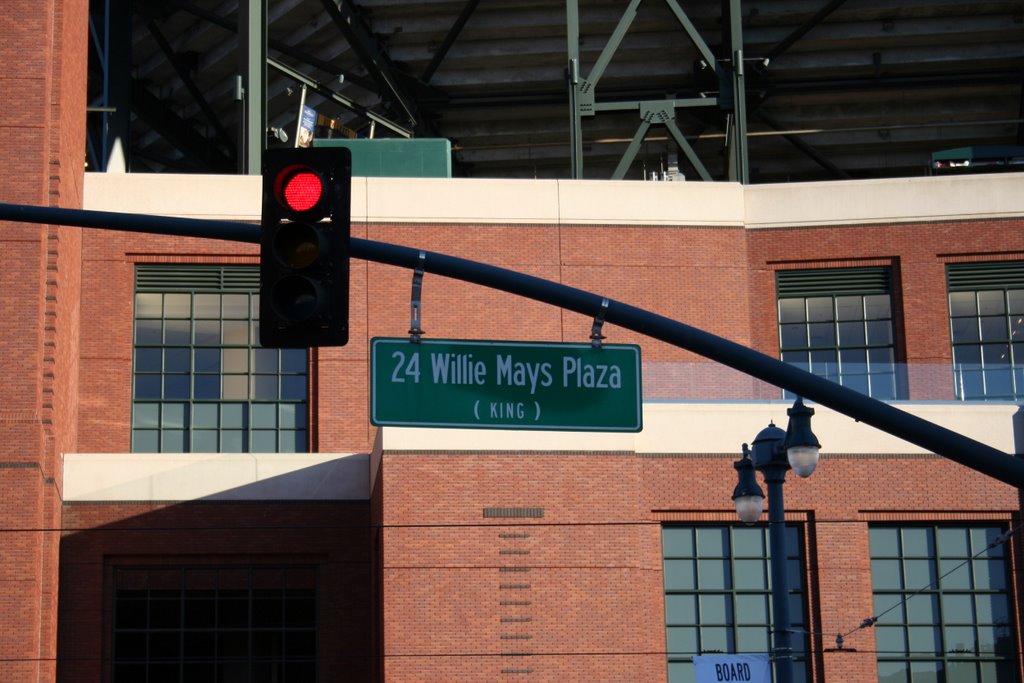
(947, 261), (1024, 400)
(132, 265), (308, 453)
(777, 267), (899, 400)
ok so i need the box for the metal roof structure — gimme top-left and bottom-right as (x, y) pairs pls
(88, 0), (1024, 183)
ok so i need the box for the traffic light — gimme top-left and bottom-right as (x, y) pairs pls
(260, 147), (351, 347)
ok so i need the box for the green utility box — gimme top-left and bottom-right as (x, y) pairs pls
(313, 138), (452, 178)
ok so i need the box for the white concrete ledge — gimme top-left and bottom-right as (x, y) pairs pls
(62, 453), (370, 502)
(84, 172), (1024, 228)
(381, 401), (1022, 456)
(745, 174), (1024, 229)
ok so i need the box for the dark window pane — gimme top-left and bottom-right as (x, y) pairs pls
(780, 324), (807, 349)
(281, 375), (306, 401)
(835, 295), (863, 321)
(866, 320), (893, 346)
(253, 375), (279, 400)
(865, 294), (892, 320)
(869, 347), (895, 368)
(809, 349), (838, 377)
(781, 350), (809, 370)
(838, 321), (865, 346)
(135, 319), (162, 344)
(253, 348), (278, 373)
(981, 344), (1010, 366)
(164, 375), (190, 400)
(194, 347), (220, 372)
(977, 291), (1005, 316)
(979, 317), (1008, 342)
(951, 318), (980, 343)
(953, 345), (982, 366)
(281, 349), (307, 373)
(193, 375), (220, 400)
(135, 375), (162, 400)
(164, 347), (190, 372)
(1007, 290), (1024, 315)
(806, 297), (833, 322)
(135, 348), (162, 372)
(807, 322), (835, 347)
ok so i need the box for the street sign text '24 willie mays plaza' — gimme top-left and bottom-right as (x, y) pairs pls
(370, 338), (642, 432)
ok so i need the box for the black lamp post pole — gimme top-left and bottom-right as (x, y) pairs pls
(748, 425), (795, 683)
(763, 460), (794, 683)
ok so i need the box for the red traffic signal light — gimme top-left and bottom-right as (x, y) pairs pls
(276, 168), (325, 214)
(260, 148), (351, 348)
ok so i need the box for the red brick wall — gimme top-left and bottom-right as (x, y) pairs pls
(378, 450), (1021, 683)
(58, 501), (374, 682)
(0, 0), (87, 680)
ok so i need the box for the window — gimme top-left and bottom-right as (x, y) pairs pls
(662, 525), (810, 683)
(947, 262), (1024, 400)
(870, 526), (1017, 683)
(777, 267), (898, 399)
(112, 565), (317, 683)
(132, 265), (308, 453)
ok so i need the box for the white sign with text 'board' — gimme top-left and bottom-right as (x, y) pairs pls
(692, 654), (771, 683)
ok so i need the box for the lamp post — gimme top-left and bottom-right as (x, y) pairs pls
(731, 398), (820, 683)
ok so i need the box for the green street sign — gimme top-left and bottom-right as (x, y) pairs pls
(370, 338), (642, 432)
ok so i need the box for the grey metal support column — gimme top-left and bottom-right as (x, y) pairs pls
(238, 0), (266, 175)
(567, 0), (583, 178)
(724, 0), (749, 183)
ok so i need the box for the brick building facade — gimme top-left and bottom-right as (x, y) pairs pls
(2, 4), (1024, 682)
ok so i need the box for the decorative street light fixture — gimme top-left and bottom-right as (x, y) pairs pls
(731, 397), (821, 683)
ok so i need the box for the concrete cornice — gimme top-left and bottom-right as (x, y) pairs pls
(84, 172), (1024, 229)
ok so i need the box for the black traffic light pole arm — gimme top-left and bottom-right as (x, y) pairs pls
(1, 200), (1022, 488)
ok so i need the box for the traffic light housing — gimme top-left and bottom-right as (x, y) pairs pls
(260, 147), (351, 347)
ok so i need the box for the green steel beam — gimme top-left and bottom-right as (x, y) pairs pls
(567, 0), (583, 178)
(665, 0), (717, 68)
(238, 0), (265, 175)
(566, 0), (737, 181)
(664, 118), (712, 181)
(724, 0), (749, 184)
